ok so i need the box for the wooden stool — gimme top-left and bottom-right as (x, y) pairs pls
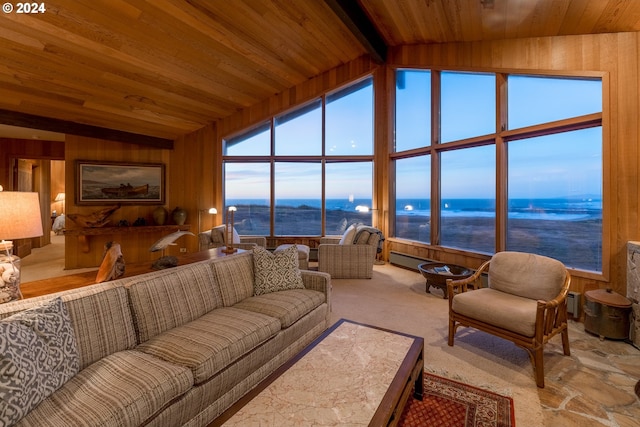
(275, 244), (310, 270)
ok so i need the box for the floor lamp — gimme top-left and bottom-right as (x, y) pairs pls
(0, 191), (44, 301)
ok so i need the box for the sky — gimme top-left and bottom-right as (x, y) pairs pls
(225, 71), (603, 201)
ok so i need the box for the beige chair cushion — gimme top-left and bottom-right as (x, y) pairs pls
(212, 225), (240, 244)
(339, 224), (357, 245)
(488, 251), (566, 301)
(451, 288), (539, 337)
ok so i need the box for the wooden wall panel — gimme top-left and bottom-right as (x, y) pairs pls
(0, 139), (64, 188)
(171, 124), (217, 252)
(387, 32), (640, 297)
(64, 135), (171, 268)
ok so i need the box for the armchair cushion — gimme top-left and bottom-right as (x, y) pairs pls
(212, 225), (240, 244)
(489, 251), (566, 301)
(339, 224), (357, 245)
(451, 288), (538, 337)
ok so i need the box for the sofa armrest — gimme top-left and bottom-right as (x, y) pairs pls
(301, 270), (332, 318)
(240, 236), (266, 247)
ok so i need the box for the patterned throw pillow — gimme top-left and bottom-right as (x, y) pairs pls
(0, 297), (80, 426)
(253, 246), (304, 296)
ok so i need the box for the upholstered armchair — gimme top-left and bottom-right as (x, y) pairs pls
(318, 225), (382, 279)
(198, 225), (266, 252)
(447, 251), (571, 388)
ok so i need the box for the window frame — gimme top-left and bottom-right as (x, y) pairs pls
(390, 68), (607, 280)
(222, 75), (375, 238)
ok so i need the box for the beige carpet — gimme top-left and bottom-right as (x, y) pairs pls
(329, 263), (545, 426)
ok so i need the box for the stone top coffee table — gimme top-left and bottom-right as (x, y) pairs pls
(211, 318), (424, 427)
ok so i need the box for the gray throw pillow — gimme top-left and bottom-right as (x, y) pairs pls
(253, 246), (304, 296)
(0, 297), (80, 426)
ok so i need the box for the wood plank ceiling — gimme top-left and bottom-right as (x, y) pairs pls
(1, 0), (640, 146)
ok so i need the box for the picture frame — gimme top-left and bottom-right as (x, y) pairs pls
(76, 160), (165, 205)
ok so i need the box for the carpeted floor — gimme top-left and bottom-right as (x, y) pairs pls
(399, 372), (514, 427)
(328, 263), (545, 426)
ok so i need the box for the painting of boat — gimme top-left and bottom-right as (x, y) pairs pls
(101, 184), (149, 197)
(77, 161), (165, 205)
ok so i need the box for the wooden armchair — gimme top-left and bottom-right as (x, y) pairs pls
(447, 251), (571, 388)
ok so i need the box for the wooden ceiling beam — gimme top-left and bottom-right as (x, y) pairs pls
(0, 110), (174, 149)
(324, 0), (387, 63)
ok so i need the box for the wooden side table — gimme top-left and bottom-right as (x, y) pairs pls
(418, 263), (474, 299)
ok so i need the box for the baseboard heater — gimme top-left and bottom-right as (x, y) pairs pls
(389, 251), (489, 288)
(389, 251), (437, 271)
(567, 291), (581, 318)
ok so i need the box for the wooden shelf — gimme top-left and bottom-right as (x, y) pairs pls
(65, 225), (191, 253)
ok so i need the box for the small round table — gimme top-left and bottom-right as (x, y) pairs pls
(418, 263), (474, 299)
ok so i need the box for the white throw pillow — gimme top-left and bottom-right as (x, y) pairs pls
(252, 246), (304, 296)
(213, 225), (241, 244)
(0, 297), (80, 426)
(339, 224), (357, 245)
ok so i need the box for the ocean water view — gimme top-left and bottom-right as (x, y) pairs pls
(226, 197), (602, 271)
(228, 197), (602, 221)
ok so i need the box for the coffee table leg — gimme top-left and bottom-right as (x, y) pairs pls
(414, 368), (423, 400)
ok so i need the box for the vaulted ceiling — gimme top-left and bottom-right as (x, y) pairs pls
(1, 0), (639, 146)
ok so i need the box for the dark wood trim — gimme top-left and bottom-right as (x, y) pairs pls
(0, 110), (174, 149)
(324, 0), (387, 63)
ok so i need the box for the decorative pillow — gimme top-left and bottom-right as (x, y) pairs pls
(252, 246), (304, 296)
(213, 225), (240, 244)
(0, 297), (79, 426)
(339, 224), (357, 245)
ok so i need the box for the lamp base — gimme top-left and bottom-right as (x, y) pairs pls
(221, 246), (237, 254)
(0, 253), (22, 302)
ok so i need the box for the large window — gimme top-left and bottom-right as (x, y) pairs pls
(223, 77), (374, 237)
(394, 70), (603, 272)
(395, 156), (430, 243)
(440, 146), (495, 254)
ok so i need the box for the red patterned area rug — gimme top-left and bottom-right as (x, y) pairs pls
(398, 373), (515, 427)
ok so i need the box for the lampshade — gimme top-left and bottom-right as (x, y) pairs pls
(0, 192), (44, 240)
(54, 192), (65, 202)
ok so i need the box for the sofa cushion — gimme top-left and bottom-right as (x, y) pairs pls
(0, 297), (79, 426)
(451, 288), (538, 337)
(15, 350), (193, 427)
(63, 285), (137, 370)
(211, 252), (255, 306)
(233, 289), (325, 328)
(126, 261), (223, 343)
(253, 246), (304, 296)
(489, 251), (566, 301)
(135, 307), (280, 385)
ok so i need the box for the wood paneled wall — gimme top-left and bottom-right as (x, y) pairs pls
(64, 136), (172, 268)
(386, 32), (640, 297)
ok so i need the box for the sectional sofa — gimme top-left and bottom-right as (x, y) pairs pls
(0, 247), (331, 426)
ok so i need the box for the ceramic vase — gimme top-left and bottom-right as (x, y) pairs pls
(153, 206), (168, 225)
(172, 207), (187, 225)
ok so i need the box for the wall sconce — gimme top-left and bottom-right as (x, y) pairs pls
(0, 190), (44, 301)
(222, 206), (237, 254)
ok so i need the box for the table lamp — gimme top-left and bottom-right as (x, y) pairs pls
(0, 191), (44, 301)
(222, 206), (237, 254)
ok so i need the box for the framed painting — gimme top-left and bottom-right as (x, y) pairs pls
(76, 160), (165, 205)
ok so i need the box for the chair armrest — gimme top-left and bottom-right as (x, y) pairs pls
(240, 236), (266, 247)
(320, 237), (341, 244)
